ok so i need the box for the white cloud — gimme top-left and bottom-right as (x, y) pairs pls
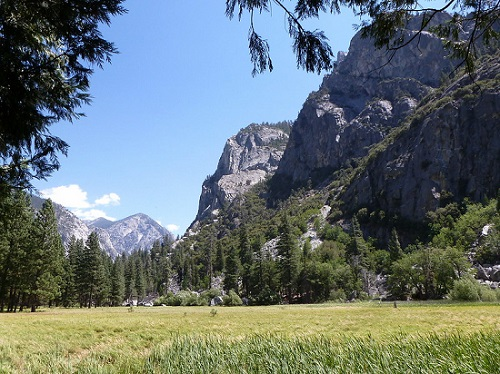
(40, 184), (91, 209)
(40, 184), (120, 222)
(72, 209), (116, 222)
(95, 193), (121, 206)
(166, 224), (180, 232)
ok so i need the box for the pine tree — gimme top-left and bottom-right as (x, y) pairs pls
(136, 250), (153, 295)
(110, 257), (125, 306)
(348, 216), (369, 296)
(350, 216), (368, 266)
(277, 214), (301, 302)
(215, 240), (225, 274)
(78, 232), (105, 308)
(388, 228), (404, 263)
(224, 245), (240, 293)
(124, 255), (136, 302)
(239, 226), (253, 296)
(26, 199), (65, 311)
(150, 240), (162, 291)
(70, 238), (86, 307)
(151, 241), (172, 296)
(134, 255), (146, 300)
(0, 191), (33, 312)
(96, 253), (112, 306)
(60, 236), (78, 308)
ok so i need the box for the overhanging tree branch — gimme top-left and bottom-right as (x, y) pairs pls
(225, 0), (500, 76)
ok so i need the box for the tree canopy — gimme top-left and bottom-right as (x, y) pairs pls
(226, 0), (500, 75)
(0, 0), (126, 194)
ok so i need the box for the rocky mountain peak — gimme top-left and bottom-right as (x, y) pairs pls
(191, 122), (291, 227)
(88, 217), (114, 229)
(31, 196), (170, 257)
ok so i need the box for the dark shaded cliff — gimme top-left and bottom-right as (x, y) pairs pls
(341, 55), (500, 221)
(273, 14), (499, 223)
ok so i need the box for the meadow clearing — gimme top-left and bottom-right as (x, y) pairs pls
(0, 302), (499, 373)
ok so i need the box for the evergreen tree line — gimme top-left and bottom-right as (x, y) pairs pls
(0, 191), (174, 312)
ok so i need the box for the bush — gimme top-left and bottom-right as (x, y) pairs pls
(479, 287), (498, 302)
(449, 277), (481, 301)
(181, 293), (203, 306)
(329, 288), (346, 303)
(223, 290), (243, 306)
(252, 286), (280, 305)
(200, 288), (222, 306)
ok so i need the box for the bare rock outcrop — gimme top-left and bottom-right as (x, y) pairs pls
(192, 123), (291, 225)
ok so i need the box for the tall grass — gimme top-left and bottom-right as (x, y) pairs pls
(144, 332), (500, 373)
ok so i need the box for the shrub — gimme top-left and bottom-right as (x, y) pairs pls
(200, 288), (222, 306)
(223, 290), (243, 306)
(181, 293), (203, 306)
(253, 286), (280, 305)
(449, 276), (481, 301)
(479, 287), (498, 302)
(329, 288), (346, 302)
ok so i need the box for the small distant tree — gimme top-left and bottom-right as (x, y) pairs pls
(223, 290), (243, 306)
(388, 228), (403, 263)
(389, 244), (469, 300)
(224, 245), (240, 293)
(110, 257), (125, 306)
(277, 214), (301, 302)
(449, 275), (481, 301)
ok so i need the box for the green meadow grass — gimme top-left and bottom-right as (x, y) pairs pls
(0, 302), (499, 373)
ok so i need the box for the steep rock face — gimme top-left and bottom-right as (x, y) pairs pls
(193, 123), (290, 224)
(276, 15), (453, 184)
(341, 58), (500, 221)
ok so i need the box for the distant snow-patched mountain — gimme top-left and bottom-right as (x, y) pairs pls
(31, 196), (170, 257)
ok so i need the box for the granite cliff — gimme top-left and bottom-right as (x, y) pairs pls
(191, 122), (291, 228)
(276, 14), (454, 185)
(273, 14), (499, 225)
(341, 55), (500, 221)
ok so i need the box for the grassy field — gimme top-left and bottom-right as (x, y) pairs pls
(0, 302), (499, 373)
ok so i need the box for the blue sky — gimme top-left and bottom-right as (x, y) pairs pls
(35, 1), (362, 235)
